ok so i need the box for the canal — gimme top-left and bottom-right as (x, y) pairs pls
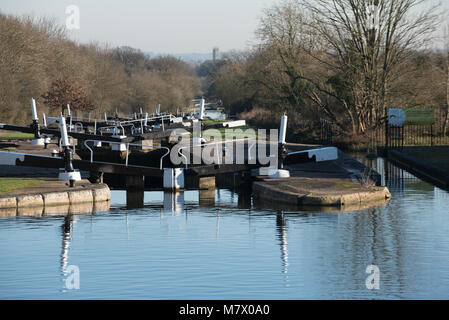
(1, 156), (449, 299)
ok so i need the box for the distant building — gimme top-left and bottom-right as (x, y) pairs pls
(212, 47), (219, 61)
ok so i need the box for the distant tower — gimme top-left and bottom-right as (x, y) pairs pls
(212, 47), (219, 61)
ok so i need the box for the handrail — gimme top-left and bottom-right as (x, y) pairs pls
(83, 140), (170, 170)
(74, 122), (83, 132)
(177, 138), (255, 169)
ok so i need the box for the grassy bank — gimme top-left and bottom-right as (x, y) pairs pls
(0, 178), (44, 195)
(0, 132), (34, 141)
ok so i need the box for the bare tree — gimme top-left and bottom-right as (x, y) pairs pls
(301, 0), (442, 133)
(42, 77), (95, 114)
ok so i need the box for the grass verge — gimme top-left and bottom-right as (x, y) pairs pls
(0, 132), (34, 141)
(0, 178), (44, 195)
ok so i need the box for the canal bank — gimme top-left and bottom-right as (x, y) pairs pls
(252, 150), (390, 208)
(0, 178), (110, 214)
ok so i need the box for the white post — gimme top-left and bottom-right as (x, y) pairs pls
(30, 98), (38, 121)
(42, 113), (47, 128)
(66, 104), (72, 132)
(58, 115), (81, 185)
(59, 116), (70, 147)
(145, 113), (148, 127)
(199, 98), (205, 120)
(30, 98), (45, 145)
(279, 114), (288, 145)
(41, 112), (51, 146)
(94, 120), (101, 147)
(157, 104), (161, 115)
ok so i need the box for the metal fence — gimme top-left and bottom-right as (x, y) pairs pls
(319, 108), (449, 149)
(319, 118), (337, 146)
(386, 108), (449, 150)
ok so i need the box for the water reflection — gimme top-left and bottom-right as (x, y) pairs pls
(3, 157), (449, 299)
(199, 189), (215, 207)
(237, 190), (252, 209)
(276, 211), (289, 275)
(360, 156), (436, 196)
(127, 191), (145, 209)
(60, 214), (72, 290)
(17, 206), (43, 217)
(254, 196), (390, 213)
(163, 192), (184, 214)
(0, 202), (111, 218)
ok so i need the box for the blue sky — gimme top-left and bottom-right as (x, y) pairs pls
(0, 0), (447, 53)
(0, 0), (278, 53)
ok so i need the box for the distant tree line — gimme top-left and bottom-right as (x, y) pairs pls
(198, 0), (449, 139)
(0, 13), (200, 124)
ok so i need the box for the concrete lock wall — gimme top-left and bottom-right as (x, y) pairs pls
(0, 184), (111, 209)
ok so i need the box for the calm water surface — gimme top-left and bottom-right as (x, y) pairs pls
(1, 157), (449, 299)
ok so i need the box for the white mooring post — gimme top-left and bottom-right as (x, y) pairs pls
(157, 104), (161, 115)
(30, 98), (45, 146)
(58, 115), (81, 186)
(199, 98), (205, 120)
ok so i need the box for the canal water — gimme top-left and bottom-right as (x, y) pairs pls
(1, 157), (449, 299)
